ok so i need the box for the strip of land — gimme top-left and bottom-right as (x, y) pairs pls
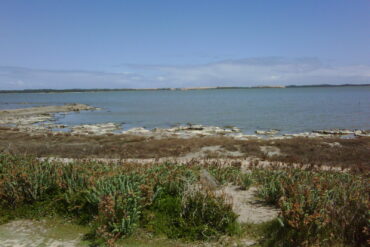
(0, 83), (369, 94)
(0, 104), (97, 125)
(1, 126), (369, 170)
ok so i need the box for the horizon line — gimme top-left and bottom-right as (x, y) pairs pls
(1, 83), (370, 93)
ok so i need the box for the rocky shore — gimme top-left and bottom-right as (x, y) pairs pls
(0, 104), (97, 125)
(69, 124), (370, 139)
(0, 104), (369, 139)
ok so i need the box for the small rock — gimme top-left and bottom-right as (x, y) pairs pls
(323, 142), (342, 148)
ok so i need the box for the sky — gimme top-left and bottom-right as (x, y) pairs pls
(0, 0), (370, 89)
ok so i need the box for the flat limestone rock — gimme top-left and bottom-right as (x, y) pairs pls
(71, 123), (120, 135)
(313, 129), (353, 135)
(255, 129), (279, 135)
(0, 104), (97, 126)
(0, 104), (96, 116)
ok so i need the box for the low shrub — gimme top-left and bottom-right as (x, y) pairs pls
(254, 169), (285, 205)
(180, 189), (238, 240)
(0, 156), (60, 207)
(256, 167), (370, 246)
(0, 154), (239, 245)
(147, 187), (238, 240)
(207, 164), (241, 185)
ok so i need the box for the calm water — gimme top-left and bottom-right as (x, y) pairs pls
(1, 87), (369, 134)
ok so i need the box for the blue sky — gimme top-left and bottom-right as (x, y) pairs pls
(0, 0), (369, 89)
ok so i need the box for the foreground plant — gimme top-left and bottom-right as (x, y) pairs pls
(255, 167), (370, 247)
(0, 154), (239, 245)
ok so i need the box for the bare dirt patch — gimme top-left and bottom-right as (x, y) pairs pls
(0, 219), (88, 247)
(218, 186), (279, 224)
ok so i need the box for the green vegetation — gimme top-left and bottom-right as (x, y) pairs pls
(0, 154), (369, 246)
(239, 173), (254, 190)
(0, 155), (237, 246)
(253, 168), (369, 247)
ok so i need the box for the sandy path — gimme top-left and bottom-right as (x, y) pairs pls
(0, 219), (88, 247)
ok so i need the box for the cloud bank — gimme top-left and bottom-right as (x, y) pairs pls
(1, 58), (370, 90)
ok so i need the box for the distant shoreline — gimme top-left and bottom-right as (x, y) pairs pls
(0, 83), (369, 94)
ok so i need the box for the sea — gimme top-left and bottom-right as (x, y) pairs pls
(0, 86), (369, 134)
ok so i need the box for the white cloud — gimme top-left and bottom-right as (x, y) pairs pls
(0, 57), (370, 90)
(0, 66), (146, 89)
(138, 57), (370, 87)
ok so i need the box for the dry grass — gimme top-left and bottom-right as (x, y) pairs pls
(0, 127), (369, 169)
(268, 137), (370, 170)
(0, 127), (260, 159)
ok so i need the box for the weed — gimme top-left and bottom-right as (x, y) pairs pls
(255, 167), (370, 246)
(239, 173), (253, 190)
(0, 154), (239, 245)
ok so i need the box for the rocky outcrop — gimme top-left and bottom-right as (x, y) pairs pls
(122, 125), (242, 138)
(0, 103), (96, 117)
(283, 132), (329, 138)
(71, 123), (120, 135)
(354, 130), (370, 137)
(0, 104), (97, 126)
(312, 129), (353, 135)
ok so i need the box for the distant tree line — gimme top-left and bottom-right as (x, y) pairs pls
(0, 84), (369, 93)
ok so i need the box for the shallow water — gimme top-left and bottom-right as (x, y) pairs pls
(0, 87), (369, 134)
